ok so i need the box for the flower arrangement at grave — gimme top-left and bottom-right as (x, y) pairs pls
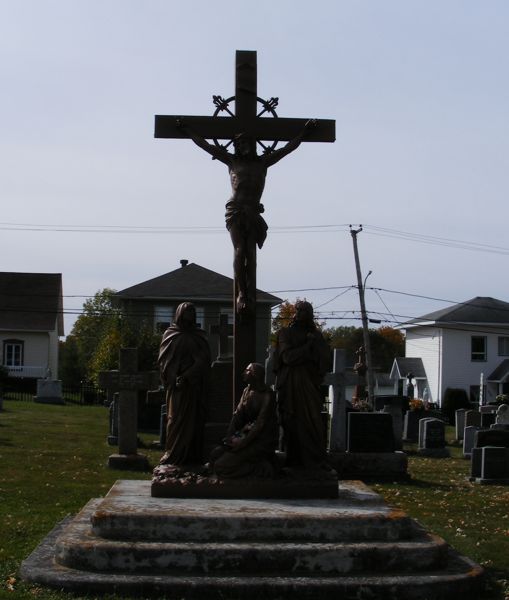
(352, 398), (371, 412)
(409, 398), (425, 411)
(495, 394), (509, 405)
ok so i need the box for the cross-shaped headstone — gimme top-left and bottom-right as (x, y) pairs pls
(154, 50), (335, 405)
(98, 348), (160, 463)
(323, 349), (346, 451)
(209, 313), (233, 362)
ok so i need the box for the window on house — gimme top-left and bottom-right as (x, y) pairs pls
(498, 337), (509, 356)
(3, 340), (24, 367)
(194, 306), (204, 330)
(471, 336), (487, 361)
(154, 306), (173, 333)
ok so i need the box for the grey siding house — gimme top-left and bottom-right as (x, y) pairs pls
(115, 261), (282, 363)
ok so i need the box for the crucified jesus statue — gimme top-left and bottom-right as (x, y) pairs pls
(177, 118), (317, 313)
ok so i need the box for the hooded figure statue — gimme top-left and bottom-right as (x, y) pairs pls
(158, 302), (211, 466)
(274, 300), (330, 469)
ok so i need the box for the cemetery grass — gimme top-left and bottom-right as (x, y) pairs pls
(0, 400), (162, 600)
(0, 405), (506, 600)
(373, 428), (509, 600)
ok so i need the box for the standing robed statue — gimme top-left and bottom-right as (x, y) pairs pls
(158, 302), (211, 466)
(274, 300), (331, 470)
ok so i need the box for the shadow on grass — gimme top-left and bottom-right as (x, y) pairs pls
(397, 477), (454, 491)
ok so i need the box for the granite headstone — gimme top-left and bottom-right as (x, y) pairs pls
(455, 408), (466, 441)
(465, 410), (482, 429)
(418, 418), (449, 457)
(347, 412), (395, 453)
(463, 425), (479, 459)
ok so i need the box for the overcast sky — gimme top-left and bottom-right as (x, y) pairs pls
(1, 1), (508, 335)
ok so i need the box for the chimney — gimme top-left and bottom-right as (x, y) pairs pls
(180, 259), (189, 268)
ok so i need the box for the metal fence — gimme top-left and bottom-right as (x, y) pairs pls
(1, 381), (106, 406)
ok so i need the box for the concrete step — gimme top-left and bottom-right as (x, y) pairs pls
(21, 519), (484, 600)
(92, 480), (419, 543)
(57, 501), (448, 575)
(20, 479), (485, 599)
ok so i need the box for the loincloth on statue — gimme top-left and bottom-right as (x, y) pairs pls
(225, 200), (268, 249)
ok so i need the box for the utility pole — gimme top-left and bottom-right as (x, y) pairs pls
(350, 225), (375, 406)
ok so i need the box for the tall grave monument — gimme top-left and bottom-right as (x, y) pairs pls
(155, 50), (335, 405)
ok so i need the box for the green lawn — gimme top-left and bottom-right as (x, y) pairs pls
(0, 401), (508, 599)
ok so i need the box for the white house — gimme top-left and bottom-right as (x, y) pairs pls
(390, 357), (428, 399)
(0, 272), (64, 380)
(391, 297), (509, 406)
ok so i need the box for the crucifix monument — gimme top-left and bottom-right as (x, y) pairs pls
(155, 50), (335, 404)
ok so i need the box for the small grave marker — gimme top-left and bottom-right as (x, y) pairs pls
(463, 425), (479, 459)
(455, 408), (466, 441)
(418, 418), (449, 458)
(481, 412), (496, 429)
(381, 397), (403, 450)
(325, 349), (346, 452)
(465, 410), (481, 429)
(471, 446), (509, 484)
(99, 348), (159, 470)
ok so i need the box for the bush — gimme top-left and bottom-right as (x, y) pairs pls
(495, 394), (509, 406)
(441, 387), (470, 424)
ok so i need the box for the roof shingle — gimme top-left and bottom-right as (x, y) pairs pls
(115, 263), (282, 305)
(407, 297), (509, 325)
(0, 272), (63, 334)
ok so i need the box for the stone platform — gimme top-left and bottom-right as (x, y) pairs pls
(151, 464), (340, 498)
(21, 480), (484, 599)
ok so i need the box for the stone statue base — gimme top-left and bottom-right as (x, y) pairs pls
(151, 464), (339, 499)
(20, 479), (485, 598)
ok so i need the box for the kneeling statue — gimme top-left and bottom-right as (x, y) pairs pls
(210, 363), (279, 479)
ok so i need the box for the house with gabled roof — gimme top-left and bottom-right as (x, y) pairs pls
(392, 297), (509, 405)
(390, 357), (428, 399)
(115, 260), (282, 363)
(0, 272), (64, 380)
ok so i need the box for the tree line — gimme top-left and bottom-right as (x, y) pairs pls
(59, 291), (404, 386)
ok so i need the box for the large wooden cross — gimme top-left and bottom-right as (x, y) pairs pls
(155, 50), (335, 404)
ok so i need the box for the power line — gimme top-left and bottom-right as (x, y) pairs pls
(0, 222), (350, 234)
(4, 220), (509, 258)
(363, 224), (509, 256)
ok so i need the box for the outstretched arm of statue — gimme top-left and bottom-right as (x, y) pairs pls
(176, 118), (231, 165)
(264, 119), (317, 167)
